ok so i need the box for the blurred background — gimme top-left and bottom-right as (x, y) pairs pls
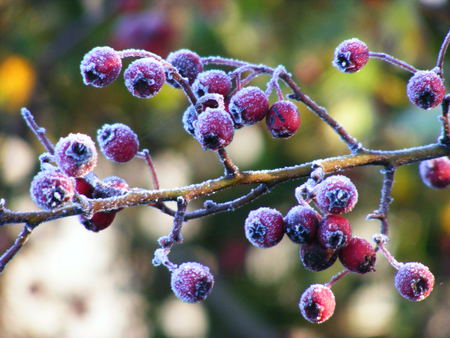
(0, 0), (449, 337)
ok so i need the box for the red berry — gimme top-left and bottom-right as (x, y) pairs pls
(75, 177), (95, 197)
(171, 262), (214, 303)
(284, 206), (320, 244)
(318, 215), (352, 249)
(265, 101), (300, 138)
(166, 49), (203, 87)
(194, 108), (234, 150)
(124, 58), (166, 98)
(394, 262), (435, 301)
(97, 123), (139, 162)
(229, 86), (269, 127)
(406, 70), (445, 110)
(339, 237), (376, 273)
(244, 207), (285, 248)
(314, 175), (358, 214)
(299, 242), (338, 272)
(79, 211), (117, 232)
(419, 157), (450, 189)
(80, 46), (122, 88)
(333, 38), (369, 73)
(54, 133), (98, 178)
(299, 284), (336, 324)
(192, 70), (232, 98)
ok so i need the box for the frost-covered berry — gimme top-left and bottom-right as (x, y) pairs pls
(265, 101), (300, 138)
(244, 207), (285, 248)
(54, 133), (98, 177)
(97, 123), (139, 162)
(30, 168), (75, 210)
(195, 108), (234, 150)
(166, 49), (203, 87)
(171, 262), (214, 303)
(80, 211), (117, 232)
(318, 215), (352, 250)
(406, 70), (445, 110)
(333, 38), (369, 73)
(419, 157), (450, 189)
(229, 86), (269, 127)
(182, 106), (198, 136)
(75, 177), (94, 197)
(394, 262), (435, 301)
(80, 46), (122, 87)
(299, 284), (336, 324)
(299, 242), (338, 272)
(284, 206), (321, 244)
(339, 237), (376, 273)
(314, 175), (358, 214)
(192, 70), (232, 98)
(124, 58), (166, 98)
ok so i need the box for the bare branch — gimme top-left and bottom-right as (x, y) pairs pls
(368, 52), (417, 73)
(21, 108), (55, 154)
(0, 225), (34, 273)
(436, 28), (450, 77)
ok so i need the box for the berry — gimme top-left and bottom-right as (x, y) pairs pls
(80, 46), (122, 88)
(194, 108), (234, 150)
(332, 38), (369, 73)
(244, 207), (285, 248)
(192, 70), (232, 98)
(124, 58), (166, 98)
(229, 86), (269, 127)
(339, 237), (376, 273)
(265, 101), (300, 138)
(97, 123), (139, 162)
(75, 177), (94, 197)
(299, 242), (338, 272)
(406, 70), (445, 110)
(166, 49), (203, 87)
(171, 262), (214, 303)
(182, 105), (198, 136)
(318, 215), (352, 249)
(299, 284), (336, 324)
(284, 206), (321, 244)
(314, 175), (358, 214)
(54, 133), (98, 178)
(394, 262), (435, 301)
(80, 211), (117, 232)
(419, 157), (450, 189)
(30, 168), (75, 210)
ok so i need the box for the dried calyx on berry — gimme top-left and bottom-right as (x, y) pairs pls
(192, 70), (232, 98)
(97, 123), (139, 163)
(333, 38), (369, 73)
(124, 58), (166, 98)
(171, 262), (214, 303)
(194, 107), (234, 150)
(244, 207), (285, 248)
(284, 206), (320, 244)
(166, 49), (203, 88)
(299, 284), (336, 324)
(394, 262), (435, 301)
(229, 86), (269, 127)
(339, 237), (376, 273)
(266, 100), (301, 138)
(314, 175), (358, 214)
(406, 70), (445, 110)
(419, 156), (450, 189)
(80, 46), (122, 87)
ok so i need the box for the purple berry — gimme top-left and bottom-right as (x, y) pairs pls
(171, 262), (214, 303)
(394, 262), (435, 301)
(194, 108), (234, 150)
(97, 123), (139, 162)
(166, 49), (203, 87)
(339, 237), (376, 273)
(333, 38), (369, 73)
(419, 157), (450, 189)
(299, 242), (338, 272)
(80, 46), (122, 87)
(284, 206), (320, 244)
(244, 207), (285, 248)
(229, 86), (269, 127)
(266, 101), (301, 138)
(124, 58), (166, 98)
(192, 70), (232, 98)
(318, 215), (352, 249)
(406, 70), (445, 110)
(299, 284), (336, 324)
(314, 175), (358, 214)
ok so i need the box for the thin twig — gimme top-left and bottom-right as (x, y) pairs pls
(436, 29), (450, 77)
(265, 65), (286, 100)
(217, 148), (240, 177)
(136, 150), (160, 190)
(325, 269), (350, 288)
(373, 234), (403, 270)
(368, 52), (417, 73)
(0, 224), (34, 273)
(439, 95), (450, 146)
(21, 108), (55, 154)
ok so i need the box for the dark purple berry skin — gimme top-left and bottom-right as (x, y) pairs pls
(75, 177), (94, 198)
(244, 207), (285, 248)
(192, 70), (232, 98)
(171, 262), (214, 303)
(229, 86), (269, 127)
(333, 38), (369, 73)
(266, 101), (300, 138)
(284, 206), (320, 244)
(124, 58), (166, 98)
(194, 108), (234, 150)
(299, 242), (338, 272)
(395, 262), (434, 301)
(54, 133), (98, 178)
(406, 70), (445, 110)
(419, 157), (450, 189)
(339, 237), (376, 273)
(182, 106), (198, 136)
(166, 49), (203, 88)
(299, 284), (336, 324)
(314, 175), (358, 214)
(80, 46), (122, 87)
(97, 123), (139, 162)
(318, 215), (352, 250)
(30, 169), (75, 210)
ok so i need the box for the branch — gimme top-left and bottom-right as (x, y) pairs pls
(439, 95), (450, 146)
(0, 224), (34, 273)
(21, 108), (55, 154)
(436, 28), (450, 77)
(368, 52), (417, 73)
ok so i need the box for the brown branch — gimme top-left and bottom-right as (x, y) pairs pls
(440, 95), (450, 146)
(217, 148), (240, 177)
(21, 108), (55, 154)
(0, 225), (34, 273)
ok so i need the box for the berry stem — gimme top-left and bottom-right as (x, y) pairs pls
(217, 148), (240, 177)
(265, 65), (286, 101)
(373, 234), (403, 270)
(325, 269), (350, 288)
(21, 108), (55, 154)
(368, 52), (417, 73)
(137, 149), (160, 190)
(439, 95), (450, 146)
(436, 28), (450, 77)
(0, 224), (34, 273)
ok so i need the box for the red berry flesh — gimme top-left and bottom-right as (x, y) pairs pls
(97, 123), (139, 162)
(80, 211), (117, 232)
(333, 38), (369, 73)
(339, 237), (376, 273)
(314, 175), (358, 214)
(406, 70), (445, 110)
(419, 157), (450, 189)
(299, 284), (336, 324)
(171, 262), (214, 303)
(54, 133), (98, 178)
(244, 207), (285, 248)
(192, 70), (232, 98)
(75, 177), (94, 197)
(318, 215), (352, 249)
(80, 46), (122, 87)
(166, 49), (203, 87)
(394, 262), (435, 301)
(284, 206), (320, 244)
(194, 108), (234, 150)
(300, 242), (338, 272)
(30, 168), (75, 210)
(266, 101), (300, 138)
(229, 86), (269, 127)
(124, 58), (166, 98)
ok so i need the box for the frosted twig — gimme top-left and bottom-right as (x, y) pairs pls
(436, 29), (450, 77)
(21, 108), (55, 154)
(368, 52), (417, 73)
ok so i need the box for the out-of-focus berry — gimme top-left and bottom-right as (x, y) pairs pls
(419, 157), (450, 189)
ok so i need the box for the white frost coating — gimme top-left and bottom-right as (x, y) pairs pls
(170, 262), (214, 303)
(80, 46), (122, 87)
(229, 86), (268, 125)
(394, 262), (434, 301)
(299, 284), (335, 323)
(124, 58), (166, 98)
(97, 123), (139, 162)
(195, 108), (234, 150)
(192, 70), (231, 97)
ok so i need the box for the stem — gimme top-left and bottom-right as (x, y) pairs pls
(21, 108), (55, 154)
(325, 269), (350, 288)
(368, 52), (417, 73)
(373, 234), (403, 270)
(439, 95), (450, 146)
(0, 225), (33, 273)
(137, 150), (160, 190)
(436, 29), (450, 76)
(217, 148), (240, 177)
(265, 65), (286, 100)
